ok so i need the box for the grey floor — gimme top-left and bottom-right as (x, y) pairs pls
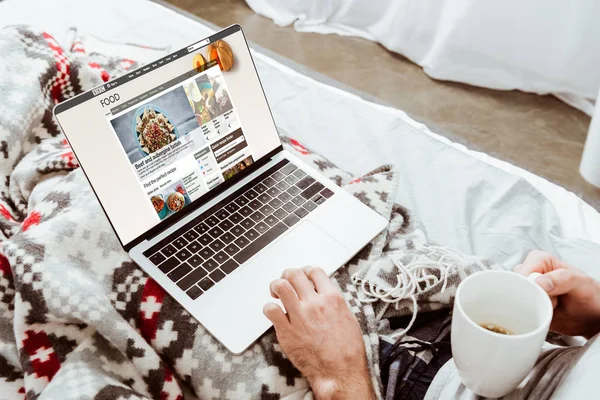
(168, 0), (600, 210)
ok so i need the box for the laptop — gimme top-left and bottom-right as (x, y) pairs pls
(54, 24), (387, 354)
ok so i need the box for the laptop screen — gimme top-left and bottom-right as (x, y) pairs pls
(55, 26), (281, 248)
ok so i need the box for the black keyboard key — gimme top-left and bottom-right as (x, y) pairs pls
(241, 218), (255, 229)
(168, 263), (192, 282)
(234, 235), (250, 249)
(187, 254), (203, 268)
(239, 206), (253, 217)
(273, 208), (288, 220)
(249, 211), (265, 223)
(271, 171), (285, 181)
(210, 269), (226, 283)
(172, 237), (188, 249)
(213, 251), (228, 264)
(263, 177), (277, 187)
(199, 247), (215, 259)
(231, 225), (245, 237)
(205, 215), (220, 227)
(198, 277), (215, 291)
(296, 176), (315, 190)
(254, 182), (267, 193)
(269, 197), (283, 209)
(221, 259), (240, 274)
(293, 169), (307, 179)
(259, 204), (274, 216)
(249, 199), (262, 210)
(221, 232), (235, 244)
(198, 234), (213, 246)
(183, 230), (199, 242)
(313, 194), (326, 205)
(291, 196), (305, 206)
(209, 239), (225, 252)
(287, 186), (301, 196)
(266, 187), (281, 197)
(265, 214), (279, 226)
(257, 193), (272, 203)
(294, 207), (309, 219)
(177, 267), (207, 290)
(209, 226), (224, 238)
(160, 244), (177, 257)
(176, 248), (192, 262)
(235, 195), (249, 206)
(234, 223), (288, 264)
(283, 202), (297, 213)
(303, 201), (317, 211)
(158, 258), (179, 274)
(195, 223), (209, 235)
(219, 219), (234, 231)
(321, 188), (334, 198)
(203, 258), (219, 272)
(283, 214), (300, 227)
(149, 252), (166, 265)
(229, 212), (243, 224)
(275, 181), (290, 191)
(245, 228), (259, 241)
(280, 163), (297, 175)
(225, 202), (239, 213)
(245, 189), (258, 200)
(216, 209), (229, 220)
(301, 182), (325, 199)
(285, 175), (299, 185)
(187, 240), (201, 253)
(224, 243), (240, 256)
(186, 285), (203, 299)
(255, 221), (270, 234)
(278, 192), (292, 202)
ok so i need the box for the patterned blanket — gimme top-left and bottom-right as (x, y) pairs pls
(0, 26), (492, 399)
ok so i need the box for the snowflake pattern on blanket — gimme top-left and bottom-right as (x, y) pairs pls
(0, 26), (491, 400)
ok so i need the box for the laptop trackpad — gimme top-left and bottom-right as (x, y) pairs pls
(200, 221), (350, 353)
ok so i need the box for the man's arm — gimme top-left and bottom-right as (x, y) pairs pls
(263, 267), (376, 400)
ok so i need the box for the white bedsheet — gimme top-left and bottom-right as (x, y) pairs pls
(2, 0), (599, 277)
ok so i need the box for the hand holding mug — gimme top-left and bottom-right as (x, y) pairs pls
(515, 250), (600, 339)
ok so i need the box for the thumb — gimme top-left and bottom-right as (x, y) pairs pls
(535, 268), (578, 297)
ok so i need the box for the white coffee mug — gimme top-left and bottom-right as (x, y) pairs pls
(451, 270), (553, 398)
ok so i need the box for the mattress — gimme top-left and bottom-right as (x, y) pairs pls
(2, 0), (599, 277)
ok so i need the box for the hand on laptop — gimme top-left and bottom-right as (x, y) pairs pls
(516, 250), (600, 338)
(264, 267), (375, 400)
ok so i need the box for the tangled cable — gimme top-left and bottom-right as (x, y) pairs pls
(351, 246), (485, 338)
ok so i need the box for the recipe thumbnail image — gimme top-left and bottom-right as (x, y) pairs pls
(222, 156), (254, 181)
(183, 75), (220, 126)
(110, 87), (200, 164)
(149, 180), (191, 220)
(210, 74), (233, 114)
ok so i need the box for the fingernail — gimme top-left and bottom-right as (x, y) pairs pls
(536, 276), (554, 292)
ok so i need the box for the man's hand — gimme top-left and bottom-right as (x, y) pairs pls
(516, 250), (600, 338)
(263, 267), (375, 400)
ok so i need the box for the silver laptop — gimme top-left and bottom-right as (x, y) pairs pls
(54, 25), (387, 354)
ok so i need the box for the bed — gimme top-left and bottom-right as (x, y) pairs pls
(1, 0), (599, 274)
(1, 1), (600, 398)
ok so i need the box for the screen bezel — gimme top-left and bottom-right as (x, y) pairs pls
(54, 24), (283, 252)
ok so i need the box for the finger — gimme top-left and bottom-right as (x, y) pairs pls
(270, 279), (301, 314)
(303, 267), (334, 294)
(516, 250), (567, 276)
(263, 302), (289, 330)
(534, 268), (580, 297)
(282, 268), (316, 300)
(551, 296), (558, 309)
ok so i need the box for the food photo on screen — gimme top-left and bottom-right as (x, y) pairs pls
(110, 87), (201, 164)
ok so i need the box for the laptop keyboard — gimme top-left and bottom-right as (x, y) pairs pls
(142, 160), (335, 300)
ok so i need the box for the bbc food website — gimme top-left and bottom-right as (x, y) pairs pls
(107, 60), (255, 223)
